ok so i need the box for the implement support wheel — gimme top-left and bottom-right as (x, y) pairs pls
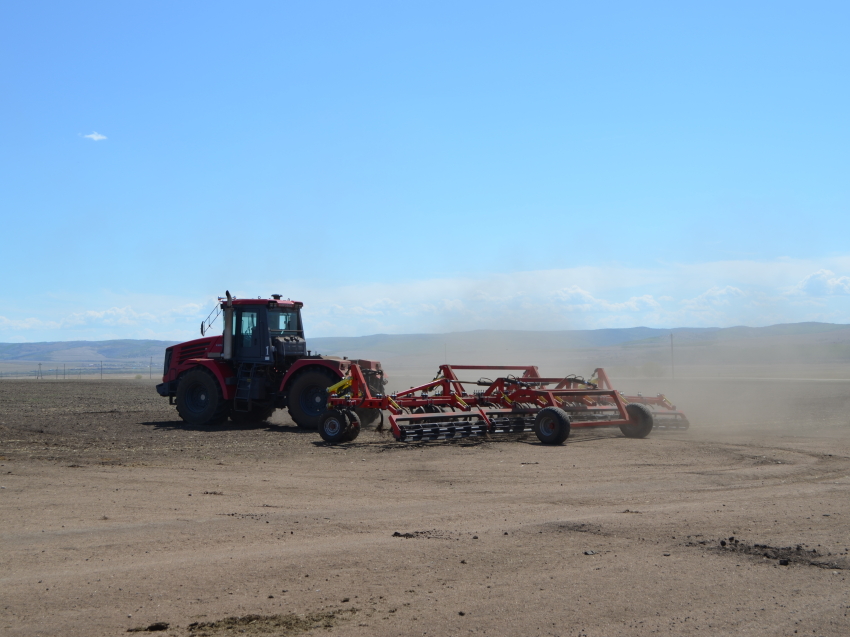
(318, 409), (350, 444)
(620, 403), (654, 439)
(343, 410), (361, 442)
(534, 407), (571, 445)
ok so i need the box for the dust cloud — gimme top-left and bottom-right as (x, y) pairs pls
(313, 325), (850, 440)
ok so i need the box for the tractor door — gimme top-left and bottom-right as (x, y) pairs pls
(234, 306), (271, 363)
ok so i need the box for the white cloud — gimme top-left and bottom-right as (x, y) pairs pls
(681, 286), (746, 308)
(0, 316), (61, 331)
(3, 259), (850, 342)
(280, 261), (850, 335)
(0, 303), (205, 339)
(83, 132), (107, 141)
(789, 270), (850, 297)
(552, 286), (661, 313)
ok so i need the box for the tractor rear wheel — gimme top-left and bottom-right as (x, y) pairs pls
(288, 368), (338, 430)
(318, 409), (349, 444)
(176, 368), (229, 426)
(620, 403), (654, 438)
(534, 407), (571, 445)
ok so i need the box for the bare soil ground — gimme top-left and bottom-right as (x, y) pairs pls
(1, 376), (849, 636)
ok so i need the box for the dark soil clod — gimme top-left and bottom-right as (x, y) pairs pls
(695, 537), (849, 570)
(186, 610), (355, 635)
(127, 622), (169, 632)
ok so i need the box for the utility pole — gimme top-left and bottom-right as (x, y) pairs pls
(150, 356), (153, 379)
(670, 333), (675, 381)
(37, 363), (42, 380)
(63, 364), (66, 380)
(100, 361), (103, 380)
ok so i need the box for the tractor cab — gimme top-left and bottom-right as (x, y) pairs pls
(227, 295), (307, 365)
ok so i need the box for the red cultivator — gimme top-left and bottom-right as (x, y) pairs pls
(319, 364), (689, 444)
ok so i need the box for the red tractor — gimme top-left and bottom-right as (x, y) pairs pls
(156, 292), (385, 428)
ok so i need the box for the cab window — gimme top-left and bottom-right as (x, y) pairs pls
(269, 309), (299, 335)
(238, 310), (258, 347)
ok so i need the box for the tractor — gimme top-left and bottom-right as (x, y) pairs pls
(156, 292), (385, 429)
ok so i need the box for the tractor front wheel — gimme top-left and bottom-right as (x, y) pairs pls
(288, 369), (338, 429)
(175, 368), (229, 426)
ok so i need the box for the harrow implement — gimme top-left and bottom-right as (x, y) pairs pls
(319, 364), (688, 444)
(590, 368), (690, 431)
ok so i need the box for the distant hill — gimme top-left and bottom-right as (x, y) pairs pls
(308, 323), (850, 377)
(309, 322), (850, 357)
(310, 326), (698, 354)
(2, 323), (849, 372)
(0, 340), (177, 362)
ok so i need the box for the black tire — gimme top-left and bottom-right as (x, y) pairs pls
(230, 404), (276, 424)
(175, 367), (229, 426)
(534, 407), (571, 445)
(288, 368), (339, 429)
(620, 403), (654, 438)
(343, 410), (361, 442)
(318, 409), (350, 444)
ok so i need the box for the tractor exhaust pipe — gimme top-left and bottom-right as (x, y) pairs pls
(222, 290), (234, 360)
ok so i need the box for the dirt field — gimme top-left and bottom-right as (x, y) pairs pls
(1, 377), (849, 636)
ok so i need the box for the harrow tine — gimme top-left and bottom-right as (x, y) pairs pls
(397, 418), (491, 442)
(650, 412), (690, 430)
(394, 412), (539, 442)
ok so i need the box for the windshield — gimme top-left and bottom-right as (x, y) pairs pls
(268, 308), (301, 336)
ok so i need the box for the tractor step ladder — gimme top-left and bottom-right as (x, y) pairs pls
(233, 363), (257, 412)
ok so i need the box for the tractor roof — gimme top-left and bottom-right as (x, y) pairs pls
(222, 298), (303, 309)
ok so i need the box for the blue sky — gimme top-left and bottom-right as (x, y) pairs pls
(2, 1), (849, 342)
